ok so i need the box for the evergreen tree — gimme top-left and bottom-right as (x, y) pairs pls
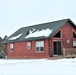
(0, 36), (7, 58)
(3, 35), (8, 41)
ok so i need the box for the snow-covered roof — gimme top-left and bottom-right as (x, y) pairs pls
(25, 29), (53, 38)
(2, 18), (76, 43)
(9, 34), (22, 40)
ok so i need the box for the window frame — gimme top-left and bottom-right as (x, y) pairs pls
(27, 42), (31, 49)
(73, 41), (76, 47)
(36, 41), (44, 52)
(10, 43), (14, 52)
(53, 30), (62, 38)
(73, 31), (76, 38)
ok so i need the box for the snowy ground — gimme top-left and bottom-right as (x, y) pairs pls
(0, 58), (76, 75)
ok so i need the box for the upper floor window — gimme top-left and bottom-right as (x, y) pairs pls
(10, 43), (14, 52)
(53, 31), (61, 38)
(27, 42), (31, 49)
(73, 32), (76, 38)
(36, 41), (44, 52)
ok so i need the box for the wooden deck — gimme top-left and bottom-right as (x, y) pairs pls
(48, 55), (64, 60)
(48, 54), (76, 60)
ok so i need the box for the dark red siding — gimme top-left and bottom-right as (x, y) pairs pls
(7, 40), (49, 58)
(62, 22), (76, 48)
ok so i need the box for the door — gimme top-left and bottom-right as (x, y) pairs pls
(53, 41), (62, 55)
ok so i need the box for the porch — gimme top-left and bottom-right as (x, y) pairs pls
(63, 48), (76, 58)
(49, 48), (76, 60)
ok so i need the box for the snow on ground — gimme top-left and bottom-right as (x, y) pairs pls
(0, 58), (76, 75)
(9, 33), (22, 40)
(25, 28), (53, 38)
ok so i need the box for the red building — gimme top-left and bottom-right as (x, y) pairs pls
(3, 19), (76, 58)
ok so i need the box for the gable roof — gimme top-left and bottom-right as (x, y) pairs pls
(3, 18), (76, 44)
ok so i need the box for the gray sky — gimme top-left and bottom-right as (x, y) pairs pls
(0, 0), (76, 38)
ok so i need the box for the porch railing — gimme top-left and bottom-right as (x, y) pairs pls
(63, 48), (76, 58)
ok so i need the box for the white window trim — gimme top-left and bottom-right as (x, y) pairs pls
(27, 42), (31, 49)
(10, 43), (14, 52)
(36, 41), (44, 52)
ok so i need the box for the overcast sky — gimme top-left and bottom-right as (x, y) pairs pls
(0, 0), (76, 38)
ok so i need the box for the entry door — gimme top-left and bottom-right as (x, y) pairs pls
(53, 42), (62, 55)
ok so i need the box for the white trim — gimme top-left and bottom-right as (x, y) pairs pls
(36, 41), (44, 52)
(10, 43), (14, 52)
(73, 41), (76, 46)
(27, 42), (31, 49)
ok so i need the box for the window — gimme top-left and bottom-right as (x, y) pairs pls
(73, 32), (76, 38)
(10, 43), (14, 52)
(53, 31), (61, 38)
(73, 41), (76, 48)
(27, 42), (31, 49)
(36, 41), (44, 52)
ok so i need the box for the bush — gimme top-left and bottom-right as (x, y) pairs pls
(0, 55), (5, 59)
